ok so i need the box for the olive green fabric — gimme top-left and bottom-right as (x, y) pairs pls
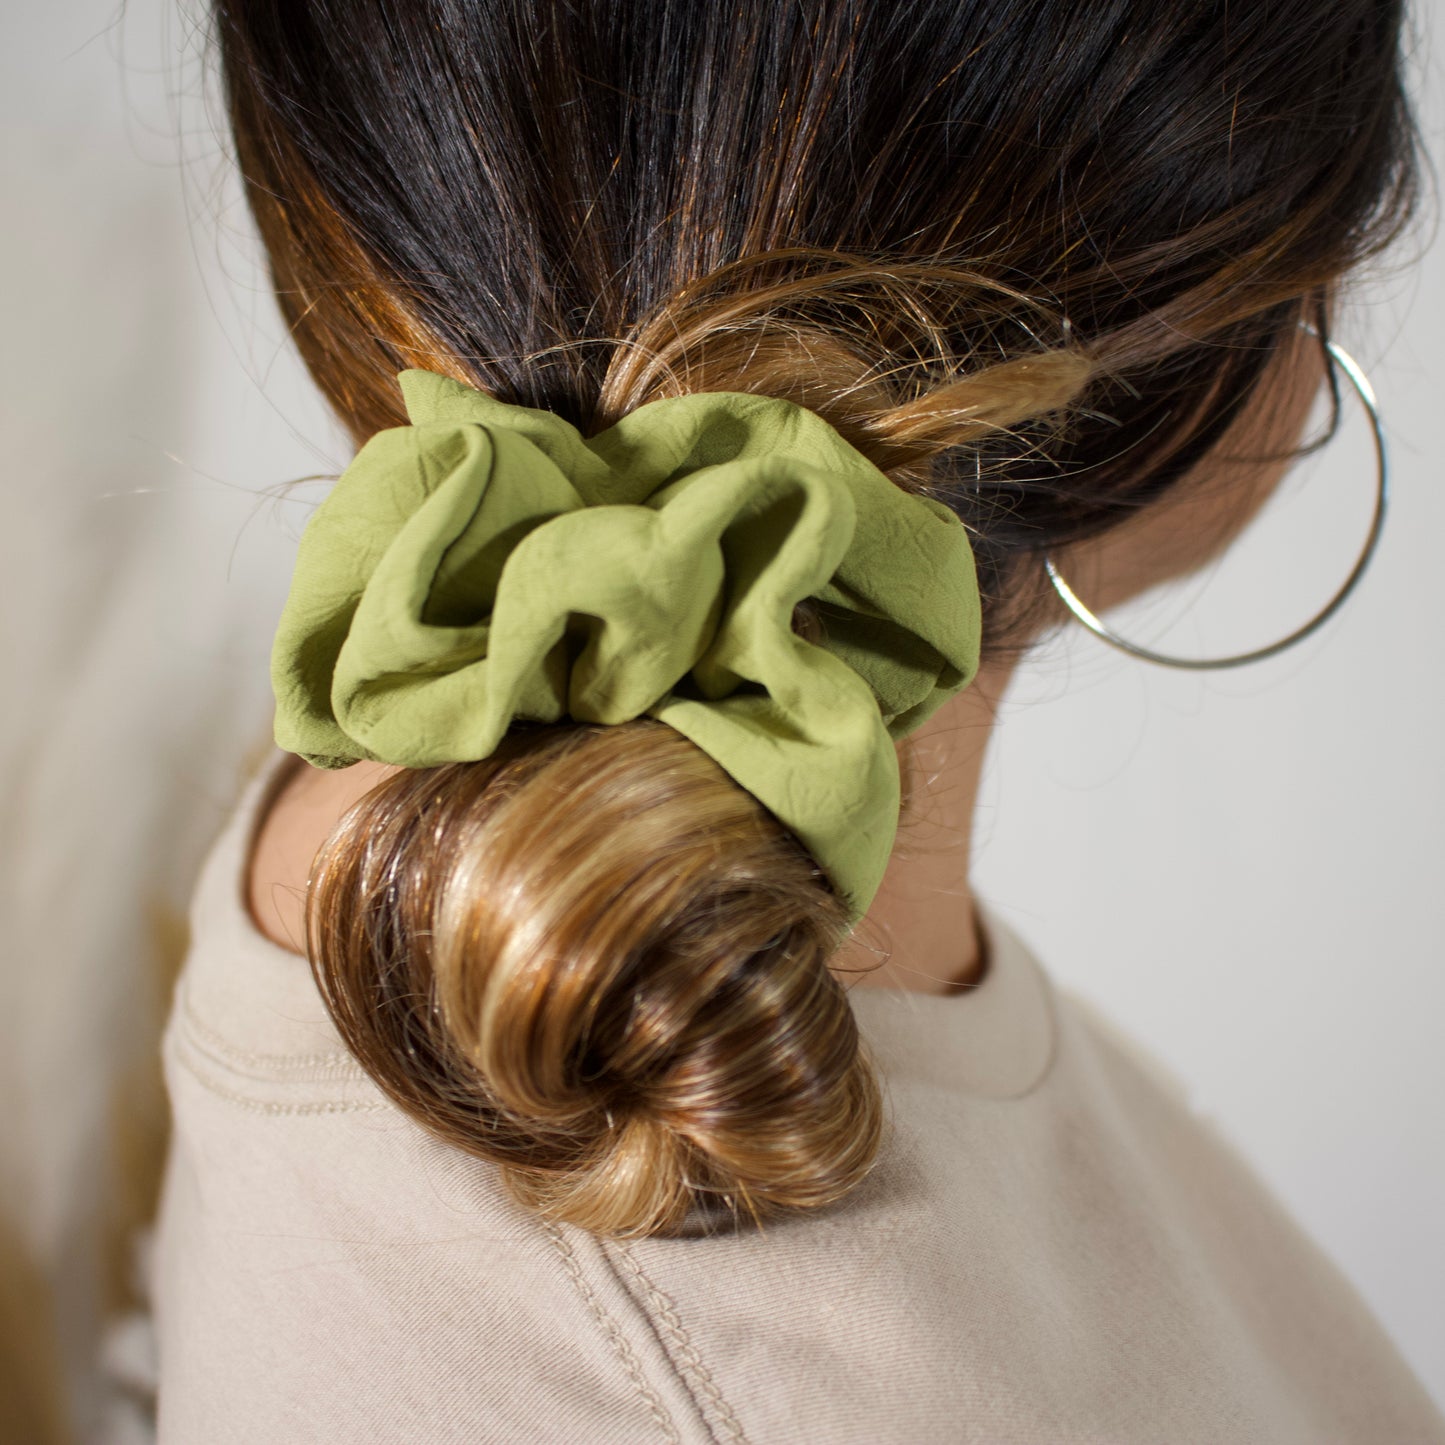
(271, 370), (981, 923)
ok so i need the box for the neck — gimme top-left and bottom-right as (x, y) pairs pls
(831, 660), (1012, 996)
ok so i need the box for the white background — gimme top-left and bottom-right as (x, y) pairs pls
(1, 0), (1440, 1434)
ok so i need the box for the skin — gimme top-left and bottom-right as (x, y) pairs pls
(248, 319), (1329, 992)
(839, 317), (1330, 994)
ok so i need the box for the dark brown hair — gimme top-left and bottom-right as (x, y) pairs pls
(210, 0), (1425, 1235)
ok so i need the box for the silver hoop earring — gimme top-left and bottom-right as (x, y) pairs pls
(1043, 320), (1388, 670)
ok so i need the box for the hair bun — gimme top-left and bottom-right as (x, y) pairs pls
(307, 715), (884, 1237)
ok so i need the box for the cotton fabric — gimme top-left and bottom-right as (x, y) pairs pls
(270, 372), (980, 921)
(147, 748), (1445, 1443)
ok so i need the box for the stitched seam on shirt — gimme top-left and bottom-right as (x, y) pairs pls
(541, 1220), (682, 1445)
(172, 1046), (389, 1117)
(178, 973), (365, 1076)
(610, 1244), (749, 1445)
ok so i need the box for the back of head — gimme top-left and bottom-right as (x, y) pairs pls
(208, 0), (1424, 1236)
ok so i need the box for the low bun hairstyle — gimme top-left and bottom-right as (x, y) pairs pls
(308, 715), (877, 1237)
(210, 0), (1425, 1235)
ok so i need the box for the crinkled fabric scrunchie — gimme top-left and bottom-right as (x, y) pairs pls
(270, 369), (981, 923)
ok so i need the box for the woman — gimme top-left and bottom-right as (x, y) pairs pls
(147, 0), (1442, 1439)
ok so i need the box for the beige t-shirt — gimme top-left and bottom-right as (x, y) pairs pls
(145, 746), (1445, 1443)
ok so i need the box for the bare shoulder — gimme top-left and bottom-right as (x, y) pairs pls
(246, 758), (402, 955)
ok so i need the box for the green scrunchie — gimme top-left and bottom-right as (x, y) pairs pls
(271, 370), (982, 924)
